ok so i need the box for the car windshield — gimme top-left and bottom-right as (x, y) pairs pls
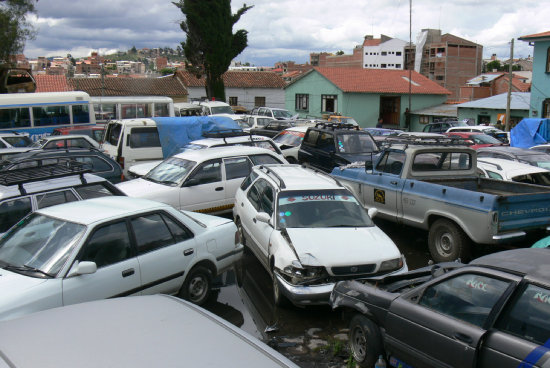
(471, 134), (501, 144)
(273, 131), (304, 146)
(277, 190), (374, 229)
(144, 157), (196, 185)
(3, 136), (33, 147)
(30, 138), (47, 148)
(0, 213), (85, 277)
(181, 143), (207, 151)
(518, 155), (550, 170)
(336, 133), (378, 154)
(272, 109), (293, 119)
(340, 118), (358, 126)
(211, 106), (234, 115)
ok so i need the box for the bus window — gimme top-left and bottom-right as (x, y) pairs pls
(32, 105), (70, 126)
(94, 103), (116, 122)
(0, 107), (31, 129)
(155, 103), (169, 117)
(72, 104), (91, 123)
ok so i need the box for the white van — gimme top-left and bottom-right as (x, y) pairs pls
(199, 101), (234, 115)
(101, 118), (163, 177)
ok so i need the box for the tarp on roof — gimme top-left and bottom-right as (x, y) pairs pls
(152, 116), (241, 158)
(510, 118), (550, 148)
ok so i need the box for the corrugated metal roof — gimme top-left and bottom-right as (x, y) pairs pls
(457, 92), (531, 110)
(466, 73), (503, 85)
(410, 104), (458, 117)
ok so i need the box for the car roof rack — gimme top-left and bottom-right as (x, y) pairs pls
(314, 122), (361, 131)
(0, 161), (90, 195)
(258, 164), (286, 189)
(380, 136), (471, 149)
(201, 129), (266, 145)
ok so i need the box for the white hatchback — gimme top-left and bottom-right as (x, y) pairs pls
(0, 196), (242, 321)
(233, 164), (407, 306)
(117, 146), (287, 215)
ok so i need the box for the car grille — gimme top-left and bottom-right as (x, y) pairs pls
(331, 264), (376, 276)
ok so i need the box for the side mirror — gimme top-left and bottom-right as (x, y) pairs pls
(255, 212), (271, 224)
(368, 207), (378, 219)
(67, 261), (97, 277)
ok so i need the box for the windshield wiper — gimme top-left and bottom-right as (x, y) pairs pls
(5, 264), (54, 278)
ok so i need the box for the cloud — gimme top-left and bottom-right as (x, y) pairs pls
(24, 0), (549, 64)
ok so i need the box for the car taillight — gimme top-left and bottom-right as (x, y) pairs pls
(117, 156), (124, 169)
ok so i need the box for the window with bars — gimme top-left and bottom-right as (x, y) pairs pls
(295, 94), (309, 111)
(321, 95), (337, 113)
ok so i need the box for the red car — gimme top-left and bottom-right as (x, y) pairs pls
(445, 132), (504, 149)
(51, 125), (105, 143)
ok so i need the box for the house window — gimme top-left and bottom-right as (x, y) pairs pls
(419, 115), (429, 124)
(381, 64), (387, 68)
(396, 64), (402, 68)
(436, 75), (444, 81)
(229, 97), (238, 106)
(546, 47), (550, 73)
(295, 94), (309, 111)
(543, 99), (550, 118)
(254, 96), (266, 107)
(381, 51), (387, 56)
(396, 51), (402, 56)
(321, 95), (337, 113)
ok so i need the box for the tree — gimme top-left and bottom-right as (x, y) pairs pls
(336, 50), (345, 55)
(485, 60), (502, 72)
(173, 0), (253, 101)
(0, 0), (37, 64)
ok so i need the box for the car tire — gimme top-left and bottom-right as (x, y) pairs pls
(349, 314), (383, 368)
(428, 218), (471, 263)
(286, 156), (297, 164)
(272, 272), (291, 308)
(179, 266), (212, 306)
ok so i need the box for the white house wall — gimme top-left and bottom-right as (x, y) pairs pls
(363, 38), (407, 69)
(186, 86), (285, 110)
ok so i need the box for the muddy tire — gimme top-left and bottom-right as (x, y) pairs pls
(428, 218), (471, 263)
(179, 266), (212, 306)
(348, 314), (383, 367)
(272, 272), (291, 308)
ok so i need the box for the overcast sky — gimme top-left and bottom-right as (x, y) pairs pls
(24, 0), (549, 66)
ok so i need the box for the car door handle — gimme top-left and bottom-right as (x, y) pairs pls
(184, 248), (194, 256)
(453, 332), (473, 344)
(390, 181), (398, 185)
(122, 268), (135, 278)
(215, 187), (223, 191)
(253, 218), (257, 223)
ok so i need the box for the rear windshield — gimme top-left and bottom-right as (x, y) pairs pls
(2, 136), (32, 147)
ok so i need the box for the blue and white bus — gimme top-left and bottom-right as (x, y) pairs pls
(0, 91), (95, 141)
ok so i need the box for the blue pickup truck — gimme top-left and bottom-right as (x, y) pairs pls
(331, 141), (550, 262)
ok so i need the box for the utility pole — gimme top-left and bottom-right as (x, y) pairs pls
(408, 0), (412, 130)
(505, 38), (514, 132)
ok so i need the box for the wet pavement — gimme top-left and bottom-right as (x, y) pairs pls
(200, 218), (512, 367)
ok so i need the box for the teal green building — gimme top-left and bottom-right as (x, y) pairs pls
(519, 31), (550, 118)
(285, 67), (450, 131)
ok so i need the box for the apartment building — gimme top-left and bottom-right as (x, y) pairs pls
(363, 35), (408, 69)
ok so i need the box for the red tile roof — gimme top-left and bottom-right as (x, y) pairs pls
(313, 67), (451, 95)
(35, 75), (72, 92)
(68, 75), (187, 97)
(177, 70), (286, 88)
(519, 31), (550, 40)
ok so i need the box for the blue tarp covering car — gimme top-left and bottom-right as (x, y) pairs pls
(510, 118), (550, 148)
(152, 116), (242, 158)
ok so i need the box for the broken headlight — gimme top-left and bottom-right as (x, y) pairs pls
(281, 260), (327, 285)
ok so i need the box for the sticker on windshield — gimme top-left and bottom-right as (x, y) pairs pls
(279, 195), (357, 205)
(534, 292), (550, 304)
(466, 279), (488, 291)
(374, 189), (385, 204)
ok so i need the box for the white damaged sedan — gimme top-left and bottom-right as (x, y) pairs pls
(233, 164), (407, 306)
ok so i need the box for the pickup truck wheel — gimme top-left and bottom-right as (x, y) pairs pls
(349, 314), (383, 367)
(179, 266), (212, 306)
(428, 219), (471, 263)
